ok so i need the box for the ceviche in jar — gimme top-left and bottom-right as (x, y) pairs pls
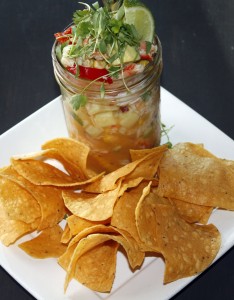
(52, 0), (163, 172)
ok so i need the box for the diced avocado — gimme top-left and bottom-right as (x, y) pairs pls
(93, 60), (107, 69)
(112, 45), (140, 65)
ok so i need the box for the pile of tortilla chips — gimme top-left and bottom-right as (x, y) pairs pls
(1, 138), (234, 293)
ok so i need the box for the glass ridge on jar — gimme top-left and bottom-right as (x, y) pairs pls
(52, 36), (163, 173)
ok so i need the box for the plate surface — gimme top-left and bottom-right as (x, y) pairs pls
(0, 87), (234, 300)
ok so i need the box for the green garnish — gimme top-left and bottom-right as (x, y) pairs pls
(161, 122), (174, 148)
(70, 94), (87, 110)
(69, 2), (140, 66)
(100, 83), (105, 98)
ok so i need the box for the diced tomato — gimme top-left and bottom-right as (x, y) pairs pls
(63, 27), (72, 35)
(120, 105), (129, 113)
(66, 64), (113, 84)
(139, 41), (153, 61)
(66, 65), (77, 75)
(123, 63), (138, 77)
(54, 27), (72, 44)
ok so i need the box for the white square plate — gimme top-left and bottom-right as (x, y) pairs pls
(1, 88), (234, 300)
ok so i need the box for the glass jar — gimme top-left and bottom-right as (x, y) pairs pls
(52, 36), (163, 173)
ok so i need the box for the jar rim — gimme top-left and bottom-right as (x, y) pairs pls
(51, 35), (162, 101)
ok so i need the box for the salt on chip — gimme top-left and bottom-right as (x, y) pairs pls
(168, 197), (213, 224)
(63, 234), (115, 291)
(64, 240), (118, 292)
(135, 191), (221, 282)
(152, 203), (221, 283)
(61, 215), (110, 244)
(1, 166), (66, 230)
(62, 181), (121, 221)
(157, 142), (234, 210)
(125, 145), (167, 180)
(11, 158), (104, 187)
(63, 231), (144, 291)
(19, 224), (67, 258)
(11, 159), (74, 185)
(0, 218), (40, 246)
(118, 177), (144, 197)
(135, 183), (170, 252)
(42, 137), (90, 179)
(67, 215), (109, 237)
(84, 145), (167, 194)
(0, 175), (41, 224)
(130, 144), (168, 161)
(111, 182), (150, 250)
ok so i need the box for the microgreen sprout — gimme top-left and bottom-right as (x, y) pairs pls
(161, 122), (174, 148)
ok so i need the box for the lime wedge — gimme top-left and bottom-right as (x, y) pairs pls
(124, 0), (155, 42)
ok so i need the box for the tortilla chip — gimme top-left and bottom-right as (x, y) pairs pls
(84, 145), (167, 194)
(135, 191), (221, 282)
(152, 203), (221, 283)
(62, 181), (121, 221)
(11, 158), (104, 187)
(0, 175), (41, 223)
(111, 182), (149, 250)
(0, 218), (39, 246)
(19, 225), (67, 258)
(135, 183), (170, 251)
(118, 177), (144, 197)
(41, 137), (90, 179)
(130, 144), (168, 161)
(67, 215), (109, 237)
(157, 143), (234, 210)
(61, 223), (73, 244)
(168, 197), (213, 224)
(71, 240), (118, 292)
(63, 230), (144, 291)
(1, 166), (66, 230)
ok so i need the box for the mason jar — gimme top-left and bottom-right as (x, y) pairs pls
(52, 36), (163, 173)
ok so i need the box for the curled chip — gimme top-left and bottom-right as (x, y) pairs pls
(111, 182), (150, 251)
(11, 158), (104, 187)
(73, 240), (118, 292)
(41, 137), (91, 179)
(63, 231), (144, 292)
(84, 145), (167, 194)
(62, 181), (121, 221)
(1, 166), (66, 230)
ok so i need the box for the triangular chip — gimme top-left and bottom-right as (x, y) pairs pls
(62, 181), (121, 221)
(19, 225), (67, 258)
(157, 143), (234, 210)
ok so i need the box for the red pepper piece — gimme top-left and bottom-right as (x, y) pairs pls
(139, 41), (153, 61)
(76, 65), (113, 84)
(66, 65), (113, 84)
